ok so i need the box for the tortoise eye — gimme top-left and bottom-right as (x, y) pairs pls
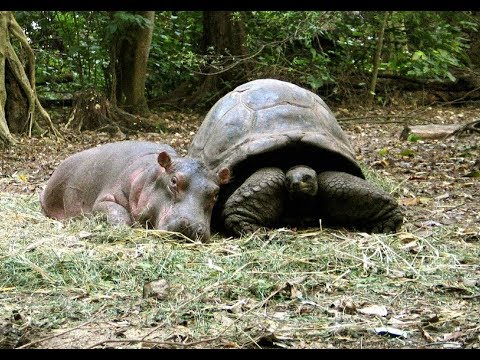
(302, 174), (312, 182)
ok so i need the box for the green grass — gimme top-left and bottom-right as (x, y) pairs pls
(360, 163), (404, 196)
(1, 192), (479, 349)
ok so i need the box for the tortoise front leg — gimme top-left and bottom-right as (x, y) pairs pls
(222, 167), (286, 237)
(317, 171), (404, 233)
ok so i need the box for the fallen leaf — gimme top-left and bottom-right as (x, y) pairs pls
(78, 231), (92, 239)
(373, 326), (408, 338)
(439, 342), (463, 349)
(421, 220), (443, 228)
(418, 326), (435, 342)
(289, 285), (303, 300)
(207, 258), (225, 273)
(331, 297), (356, 315)
(358, 304), (388, 317)
(287, 275), (308, 285)
(272, 312), (289, 320)
(143, 279), (170, 300)
(401, 240), (418, 249)
(254, 332), (294, 349)
(166, 325), (193, 342)
(371, 159), (390, 168)
(443, 331), (464, 341)
(435, 193), (450, 200)
(213, 312), (235, 327)
(220, 299), (246, 314)
(419, 197), (432, 204)
(399, 197), (420, 206)
(387, 317), (408, 326)
(398, 233), (416, 243)
(401, 240), (423, 253)
(462, 278), (479, 287)
(422, 314), (440, 324)
(221, 340), (239, 348)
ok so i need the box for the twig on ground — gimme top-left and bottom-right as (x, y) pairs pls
(87, 336), (220, 349)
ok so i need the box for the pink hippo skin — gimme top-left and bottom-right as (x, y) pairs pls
(40, 141), (230, 242)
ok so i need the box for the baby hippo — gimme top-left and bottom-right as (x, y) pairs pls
(40, 141), (230, 242)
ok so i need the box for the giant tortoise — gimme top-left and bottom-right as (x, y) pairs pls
(188, 79), (404, 236)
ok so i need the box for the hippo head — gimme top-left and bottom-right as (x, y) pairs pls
(141, 151), (230, 242)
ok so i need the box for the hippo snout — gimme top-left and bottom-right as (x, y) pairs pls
(164, 217), (210, 242)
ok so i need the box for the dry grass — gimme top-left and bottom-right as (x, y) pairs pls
(1, 191), (479, 349)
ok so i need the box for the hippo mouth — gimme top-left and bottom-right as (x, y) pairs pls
(151, 200), (212, 242)
(160, 216), (211, 243)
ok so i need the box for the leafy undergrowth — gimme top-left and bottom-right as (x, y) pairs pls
(0, 104), (479, 349)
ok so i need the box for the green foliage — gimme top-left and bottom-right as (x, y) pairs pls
(407, 133), (421, 142)
(331, 11), (476, 82)
(15, 11), (111, 96)
(245, 11), (337, 90)
(377, 148), (389, 157)
(146, 11), (203, 98)
(12, 11), (479, 106)
(399, 148), (416, 157)
(386, 12), (474, 80)
(15, 11), (155, 99)
(107, 11), (152, 37)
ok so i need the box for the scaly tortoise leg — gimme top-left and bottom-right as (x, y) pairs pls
(222, 167), (286, 237)
(317, 171), (404, 233)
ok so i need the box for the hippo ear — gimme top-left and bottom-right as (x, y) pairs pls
(217, 167), (230, 185)
(157, 151), (173, 172)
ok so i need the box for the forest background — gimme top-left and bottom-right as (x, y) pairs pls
(1, 11), (479, 349)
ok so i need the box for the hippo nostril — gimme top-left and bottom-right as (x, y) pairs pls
(195, 224), (207, 236)
(180, 218), (190, 229)
(188, 223), (208, 242)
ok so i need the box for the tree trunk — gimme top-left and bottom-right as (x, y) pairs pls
(368, 11), (389, 108)
(464, 11), (480, 71)
(202, 11), (246, 59)
(0, 11), (59, 146)
(186, 11), (248, 107)
(5, 65), (28, 133)
(65, 89), (158, 133)
(0, 12), (15, 145)
(113, 11), (154, 116)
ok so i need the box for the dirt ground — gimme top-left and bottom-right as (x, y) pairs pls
(0, 102), (479, 349)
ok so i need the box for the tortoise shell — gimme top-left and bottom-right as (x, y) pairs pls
(189, 79), (364, 179)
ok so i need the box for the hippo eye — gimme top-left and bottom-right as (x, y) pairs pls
(170, 176), (178, 189)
